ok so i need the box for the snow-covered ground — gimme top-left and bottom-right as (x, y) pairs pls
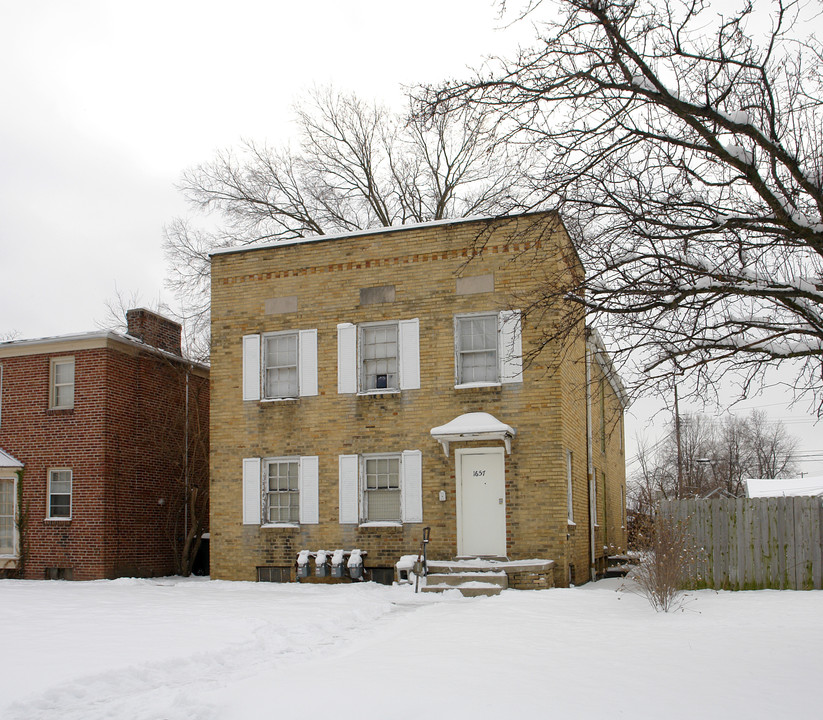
(1, 577), (821, 719)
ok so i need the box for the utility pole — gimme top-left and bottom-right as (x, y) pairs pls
(673, 370), (683, 498)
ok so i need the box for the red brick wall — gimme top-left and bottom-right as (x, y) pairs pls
(0, 341), (209, 580)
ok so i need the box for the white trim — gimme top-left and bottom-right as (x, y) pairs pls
(338, 454), (359, 523)
(242, 335), (261, 401)
(0, 474), (19, 559)
(49, 356), (75, 410)
(47, 467), (72, 520)
(337, 324), (357, 394)
(299, 455), (319, 524)
(455, 447), (507, 558)
(398, 319), (420, 390)
(298, 330), (318, 397)
(242, 457), (262, 524)
(400, 449), (423, 523)
(498, 310), (523, 384)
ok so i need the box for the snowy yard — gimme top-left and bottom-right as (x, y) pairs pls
(1, 577), (821, 720)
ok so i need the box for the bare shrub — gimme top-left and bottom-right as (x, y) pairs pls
(625, 511), (696, 612)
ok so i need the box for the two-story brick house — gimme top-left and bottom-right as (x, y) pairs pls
(209, 212), (627, 587)
(0, 309), (209, 580)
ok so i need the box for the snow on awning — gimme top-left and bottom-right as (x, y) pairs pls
(430, 412), (515, 456)
(0, 448), (23, 469)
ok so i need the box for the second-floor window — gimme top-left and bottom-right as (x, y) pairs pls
(242, 330), (318, 401)
(360, 324), (398, 391)
(263, 332), (298, 398)
(454, 310), (523, 387)
(50, 357), (75, 409)
(337, 319), (419, 394)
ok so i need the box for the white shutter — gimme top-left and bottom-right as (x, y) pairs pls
(299, 455), (319, 524)
(298, 329), (318, 397)
(242, 457), (261, 525)
(401, 450), (423, 523)
(398, 318), (421, 390)
(499, 310), (523, 384)
(242, 335), (261, 401)
(337, 323), (357, 394)
(338, 454), (359, 524)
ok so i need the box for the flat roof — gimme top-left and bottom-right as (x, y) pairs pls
(209, 211), (560, 258)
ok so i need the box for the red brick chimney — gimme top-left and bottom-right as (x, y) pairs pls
(125, 309), (182, 356)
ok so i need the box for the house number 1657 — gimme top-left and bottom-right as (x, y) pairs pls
(473, 470), (486, 477)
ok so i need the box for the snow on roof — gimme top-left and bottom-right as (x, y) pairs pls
(744, 477), (823, 498)
(430, 412), (515, 456)
(209, 210), (560, 257)
(0, 448), (23, 468)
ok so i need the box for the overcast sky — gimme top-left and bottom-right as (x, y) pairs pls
(1, 0), (820, 475)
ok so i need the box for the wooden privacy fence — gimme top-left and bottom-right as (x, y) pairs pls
(659, 497), (823, 591)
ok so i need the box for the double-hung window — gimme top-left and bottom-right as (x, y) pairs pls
(337, 319), (419, 394)
(241, 456), (319, 526)
(50, 357), (75, 409)
(454, 310), (522, 387)
(263, 333), (298, 398)
(0, 477), (16, 556)
(264, 458), (299, 523)
(456, 315), (498, 383)
(338, 450), (422, 525)
(360, 324), (398, 391)
(48, 468), (72, 519)
(363, 455), (401, 522)
(242, 330), (318, 401)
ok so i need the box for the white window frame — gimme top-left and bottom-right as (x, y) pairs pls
(566, 450), (575, 525)
(47, 468), (72, 520)
(242, 330), (318, 402)
(337, 319), (420, 394)
(454, 310), (522, 388)
(359, 322), (399, 393)
(454, 313), (498, 386)
(0, 475), (18, 558)
(242, 455), (319, 526)
(338, 450), (422, 525)
(50, 357), (75, 409)
(262, 331), (300, 399)
(263, 457), (300, 525)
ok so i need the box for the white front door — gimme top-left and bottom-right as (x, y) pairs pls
(456, 448), (506, 557)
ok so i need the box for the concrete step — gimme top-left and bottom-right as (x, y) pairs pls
(421, 570), (508, 597)
(421, 581), (505, 597)
(425, 571), (508, 588)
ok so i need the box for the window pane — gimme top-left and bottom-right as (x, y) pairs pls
(50, 495), (71, 518)
(362, 325), (398, 390)
(0, 480), (13, 554)
(266, 460), (299, 523)
(55, 361), (74, 384)
(264, 334), (298, 397)
(366, 489), (401, 522)
(458, 316), (498, 383)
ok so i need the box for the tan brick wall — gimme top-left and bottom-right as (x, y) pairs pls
(210, 213), (626, 586)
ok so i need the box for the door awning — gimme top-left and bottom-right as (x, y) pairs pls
(430, 412), (515, 456)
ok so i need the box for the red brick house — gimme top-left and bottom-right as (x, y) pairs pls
(0, 309), (209, 580)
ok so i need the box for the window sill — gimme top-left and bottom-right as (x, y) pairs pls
(261, 523), (300, 529)
(259, 397), (299, 404)
(44, 517), (72, 523)
(358, 521), (402, 528)
(567, 520), (576, 528)
(357, 389), (400, 396)
(454, 382), (502, 390)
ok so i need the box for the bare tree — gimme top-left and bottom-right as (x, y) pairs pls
(164, 87), (529, 349)
(428, 0), (823, 409)
(630, 410), (799, 502)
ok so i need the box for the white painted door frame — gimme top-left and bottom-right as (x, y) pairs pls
(455, 447), (507, 557)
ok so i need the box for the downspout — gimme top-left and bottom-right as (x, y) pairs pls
(585, 333), (595, 581)
(184, 369), (190, 541)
